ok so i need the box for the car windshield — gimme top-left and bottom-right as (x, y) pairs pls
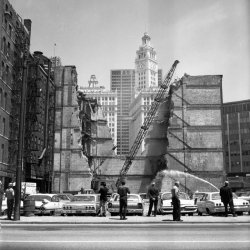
(211, 193), (221, 200)
(114, 194), (139, 202)
(74, 195), (95, 202)
(237, 192), (250, 197)
(161, 192), (189, 200)
(139, 194), (148, 199)
(162, 193), (172, 200)
(57, 194), (75, 201)
(30, 195), (52, 202)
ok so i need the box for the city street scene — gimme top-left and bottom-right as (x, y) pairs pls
(0, 0), (250, 249)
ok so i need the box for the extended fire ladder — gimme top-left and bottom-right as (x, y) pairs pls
(117, 60), (180, 186)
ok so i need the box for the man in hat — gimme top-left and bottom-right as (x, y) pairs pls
(147, 181), (159, 217)
(98, 182), (109, 217)
(220, 181), (237, 217)
(117, 181), (130, 220)
(171, 181), (182, 221)
(5, 183), (15, 220)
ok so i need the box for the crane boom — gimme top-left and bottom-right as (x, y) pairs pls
(117, 60), (180, 185)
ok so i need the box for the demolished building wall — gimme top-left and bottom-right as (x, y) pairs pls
(53, 66), (92, 192)
(91, 74), (225, 194)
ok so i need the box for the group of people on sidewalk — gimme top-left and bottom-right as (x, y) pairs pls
(1, 179), (237, 220)
(98, 179), (238, 221)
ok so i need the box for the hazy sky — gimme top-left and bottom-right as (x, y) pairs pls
(10, 0), (250, 103)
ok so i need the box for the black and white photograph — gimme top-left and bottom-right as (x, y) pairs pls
(0, 0), (250, 249)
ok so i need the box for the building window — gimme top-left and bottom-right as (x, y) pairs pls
(0, 88), (2, 106)
(1, 144), (4, 163)
(4, 92), (7, 110)
(3, 118), (6, 136)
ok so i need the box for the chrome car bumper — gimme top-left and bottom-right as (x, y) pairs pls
(62, 209), (97, 214)
(108, 208), (143, 214)
(161, 206), (197, 214)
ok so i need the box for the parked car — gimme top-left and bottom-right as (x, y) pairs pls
(236, 191), (250, 202)
(197, 192), (250, 216)
(61, 194), (100, 216)
(56, 193), (76, 203)
(108, 193), (118, 203)
(108, 193), (144, 216)
(192, 192), (211, 204)
(29, 193), (64, 215)
(139, 193), (149, 203)
(157, 192), (197, 216)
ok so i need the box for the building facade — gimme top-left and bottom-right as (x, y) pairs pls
(223, 100), (250, 191)
(0, 0), (31, 187)
(53, 65), (92, 192)
(24, 51), (56, 193)
(135, 32), (159, 92)
(110, 69), (135, 156)
(110, 33), (163, 156)
(79, 75), (117, 148)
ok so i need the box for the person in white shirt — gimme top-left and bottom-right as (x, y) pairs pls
(5, 183), (15, 220)
(171, 181), (182, 221)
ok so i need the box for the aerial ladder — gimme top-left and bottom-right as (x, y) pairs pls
(116, 60), (180, 187)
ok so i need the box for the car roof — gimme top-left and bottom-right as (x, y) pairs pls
(74, 194), (99, 196)
(30, 193), (57, 197)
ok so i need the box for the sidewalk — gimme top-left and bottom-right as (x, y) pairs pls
(1, 213), (250, 225)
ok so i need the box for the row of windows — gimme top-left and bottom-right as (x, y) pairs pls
(226, 151), (250, 156)
(230, 161), (250, 167)
(224, 103), (250, 113)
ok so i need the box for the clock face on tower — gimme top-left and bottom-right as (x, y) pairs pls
(138, 63), (144, 69)
(150, 62), (156, 70)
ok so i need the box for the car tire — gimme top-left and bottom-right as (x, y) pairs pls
(206, 208), (212, 215)
(198, 211), (202, 216)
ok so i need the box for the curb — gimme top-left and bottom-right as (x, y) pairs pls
(1, 220), (250, 225)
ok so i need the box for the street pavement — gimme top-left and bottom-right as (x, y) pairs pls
(1, 213), (250, 225)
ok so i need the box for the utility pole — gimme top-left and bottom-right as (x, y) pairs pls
(14, 48), (29, 221)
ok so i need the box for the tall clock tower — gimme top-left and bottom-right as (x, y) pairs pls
(135, 32), (158, 93)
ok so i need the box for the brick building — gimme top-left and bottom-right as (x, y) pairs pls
(0, 0), (31, 187)
(97, 74), (225, 193)
(24, 51), (56, 193)
(53, 65), (92, 192)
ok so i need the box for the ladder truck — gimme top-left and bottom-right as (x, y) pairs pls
(116, 60), (181, 187)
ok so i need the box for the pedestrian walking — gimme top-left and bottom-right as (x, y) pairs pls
(171, 181), (182, 221)
(147, 182), (159, 217)
(0, 181), (4, 214)
(98, 182), (109, 217)
(117, 181), (130, 220)
(220, 181), (237, 217)
(5, 183), (15, 220)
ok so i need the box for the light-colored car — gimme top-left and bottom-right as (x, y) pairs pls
(29, 193), (64, 215)
(236, 191), (250, 202)
(108, 193), (144, 216)
(197, 192), (250, 216)
(61, 194), (100, 216)
(158, 192), (197, 215)
(56, 193), (76, 202)
(192, 192), (211, 204)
